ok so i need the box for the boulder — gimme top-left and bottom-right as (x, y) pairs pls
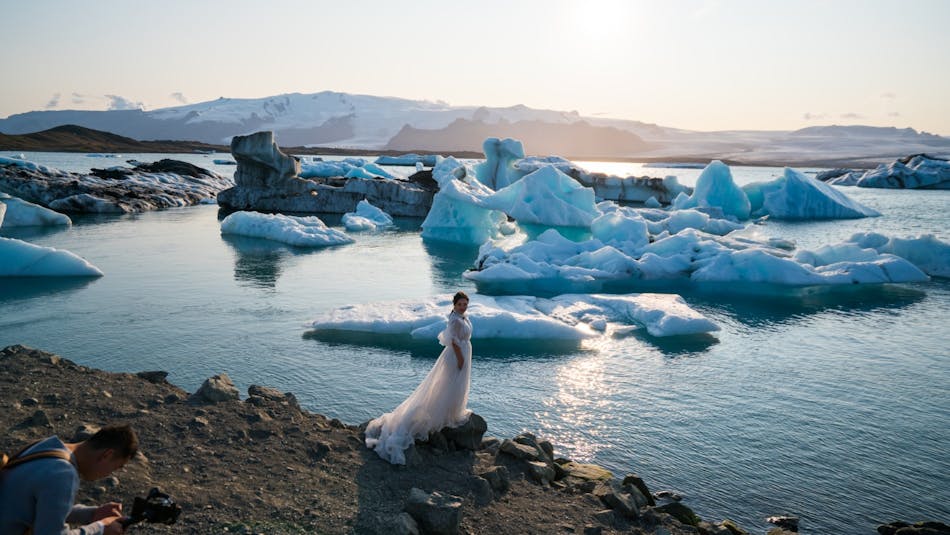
(621, 474), (655, 506)
(479, 465), (510, 493)
(247, 385), (300, 410)
(558, 461), (612, 485)
(720, 519), (749, 535)
(136, 371), (169, 384)
(404, 488), (463, 535)
(657, 502), (700, 527)
(525, 461), (556, 484)
(593, 481), (640, 519)
(499, 439), (543, 462)
(440, 413), (487, 450)
(393, 512), (420, 535)
(191, 373), (240, 403)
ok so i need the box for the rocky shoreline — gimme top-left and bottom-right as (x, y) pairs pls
(1, 345), (945, 535)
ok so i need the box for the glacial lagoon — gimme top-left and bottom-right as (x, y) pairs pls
(1, 153), (948, 534)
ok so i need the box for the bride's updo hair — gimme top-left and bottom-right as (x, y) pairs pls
(453, 291), (469, 304)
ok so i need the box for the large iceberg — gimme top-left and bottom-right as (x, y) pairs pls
(672, 160), (751, 220)
(488, 166), (600, 228)
(743, 167), (880, 219)
(846, 232), (950, 278)
(220, 211), (353, 247)
(0, 193), (72, 227)
(0, 237), (103, 277)
(308, 292), (718, 339)
(467, 221), (932, 293)
(342, 200), (394, 231)
(474, 138), (525, 190)
(855, 154), (950, 189)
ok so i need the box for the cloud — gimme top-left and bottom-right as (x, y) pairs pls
(693, 0), (721, 18)
(105, 94), (145, 111)
(880, 92), (897, 99)
(803, 112), (829, 120)
(45, 93), (61, 109)
(888, 111), (901, 117)
(170, 92), (188, 104)
(840, 112), (864, 119)
(71, 92), (87, 104)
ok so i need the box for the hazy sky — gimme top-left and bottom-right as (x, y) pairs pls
(2, 0), (948, 134)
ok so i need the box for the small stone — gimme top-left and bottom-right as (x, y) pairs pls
(73, 424), (100, 441)
(21, 398), (39, 407)
(657, 502), (700, 527)
(499, 439), (542, 461)
(720, 519), (749, 535)
(393, 512), (420, 535)
(191, 373), (240, 403)
(329, 418), (344, 428)
(28, 409), (50, 427)
(592, 509), (617, 526)
(583, 526), (603, 535)
(191, 416), (209, 427)
(538, 440), (554, 459)
(766, 515), (799, 532)
(471, 476), (493, 506)
(655, 490), (683, 501)
(526, 461), (556, 484)
(104, 476), (120, 488)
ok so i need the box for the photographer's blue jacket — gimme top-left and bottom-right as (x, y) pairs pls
(0, 436), (103, 535)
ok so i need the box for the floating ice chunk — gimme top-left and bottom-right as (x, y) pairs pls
(220, 211), (353, 247)
(421, 162), (506, 245)
(672, 160), (750, 220)
(0, 193), (72, 227)
(855, 154), (950, 189)
(744, 167), (880, 219)
(308, 292), (718, 340)
(374, 154), (439, 167)
(342, 200), (394, 231)
(213, 159), (237, 165)
(486, 166), (600, 228)
(644, 196), (661, 208)
(847, 232), (950, 277)
(474, 138), (525, 190)
(0, 237), (103, 277)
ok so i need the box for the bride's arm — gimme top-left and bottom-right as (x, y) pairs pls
(450, 317), (464, 370)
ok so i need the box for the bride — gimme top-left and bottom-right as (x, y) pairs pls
(364, 291), (473, 464)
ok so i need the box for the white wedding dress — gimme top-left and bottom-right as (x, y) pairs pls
(365, 311), (473, 464)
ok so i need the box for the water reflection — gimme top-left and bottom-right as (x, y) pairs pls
(688, 283), (928, 327)
(302, 329), (583, 359)
(0, 276), (97, 302)
(536, 353), (614, 461)
(421, 239), (480, 289)
(0, 225), (72, 241)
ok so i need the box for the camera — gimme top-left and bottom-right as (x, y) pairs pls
(119, 488), (182, 527)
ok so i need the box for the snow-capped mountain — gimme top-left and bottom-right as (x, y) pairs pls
(1, 91), (947, 165)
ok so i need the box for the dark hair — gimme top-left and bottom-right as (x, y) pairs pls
(86, 424), (139, 459)
(453, 291), (469, 304)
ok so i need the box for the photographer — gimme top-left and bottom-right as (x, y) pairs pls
(0, 424), (138, 535)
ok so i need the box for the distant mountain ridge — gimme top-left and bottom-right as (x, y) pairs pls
(2, 90), (948, 166)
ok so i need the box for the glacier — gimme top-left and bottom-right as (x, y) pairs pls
(307, 292), (718, 339)
(220, 211), (353, 247)
(0, 237), (103, 277)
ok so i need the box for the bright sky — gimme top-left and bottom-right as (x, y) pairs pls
(1, 0), (948, 134)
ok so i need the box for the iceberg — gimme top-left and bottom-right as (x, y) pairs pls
(855, 154), (950, 189)
(846, 232), (950, 278)
(487, 166), (600, 228)
(307, 292), (718, 339)
(0, 193), (72, 227)
(220, 211), (353, 247)
(672, 160), (751, 220)
(421, 158), (507, 245)
(474, 138), (525, 190)
(0, 237), (103, 277)
(743, 168), (880, 219)
(342, 200), (394, 231)
(374, 154), (440, 167)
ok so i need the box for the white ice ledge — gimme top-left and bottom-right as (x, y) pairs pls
(307, 293), (718, 339)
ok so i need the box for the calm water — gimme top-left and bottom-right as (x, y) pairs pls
(2, 153), (948, 534)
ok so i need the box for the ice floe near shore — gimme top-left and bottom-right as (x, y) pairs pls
(0, 237), (103, 277)
(0, 193), (72, 227)
(342, 200), (394, 231)
(822, 154), (950, 189)
(308, 292), (718, 339)
(0, 156), (232, 213)
(220, 211), (353, 247)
